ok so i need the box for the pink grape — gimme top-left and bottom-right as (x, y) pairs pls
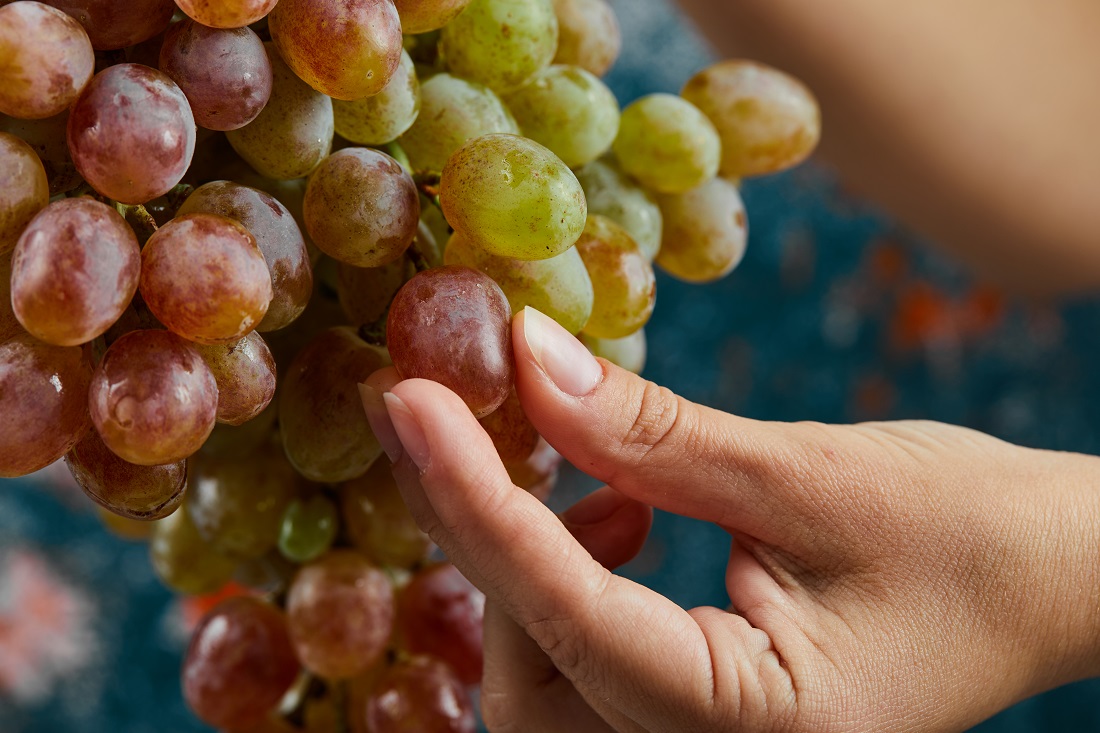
(0, 2), (94, 119)
(65, 428), (186, 520)
(22, 0), (177, 50)
(397, 563), (485, 686)
(360, 656), (476, 733)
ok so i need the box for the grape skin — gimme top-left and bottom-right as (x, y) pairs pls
(575, 215), (656, 339)
(174, 0), (279, 29)
(0, 2), (94, 119)
(192, 332), (277, 427)
(278, 494), (338, 564)
(0, 111), (82, 195)
(149, 499), (238, 594)
(574, 157), (663, 262)
(19, 0), (175, 50)
(580, 329), (647, 375)
(551, 0), (621, 77)
(477, 388), (540, 464)
(393, 0), (471, 34)
(333, 50), (420, 147)
(656, 176), (749, 283)
(65, 429), (186, 521)
(361, 656), (476, 733)
(612, 93), (721, 195)
(397, 563), (486, 686)
(340, 458), (432, 569)
(0, 131), (49, 254)
(0, 251), (21, 343)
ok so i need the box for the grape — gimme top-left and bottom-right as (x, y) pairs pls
(574, 157), (662, 261)
(227, 44), (334, 181)
(340, 458), (431, 569)
(580, 328), (646, 374)
(200, 400), (277, 461)
(67, 64), (196, 204)
(505, 436), (560, 501)
(141, 213), (273, 345)
(10, 198), (140, 346)
(0, 132), (49, 254)
(269, 0), (403, 101)
(551, 0), (620, 77)
(439, 134), (587, 261)
(443, 229), (593, 335)
(303, 148), (420, 268)
(387, 266), (515, 418)
(175, 0), (278, 29)
(612, 93), (721, 195)
(159, 21), (273, 132)
(332, 50), (419, 146)
(233, 551), (299, 595)
(0, 2), (94, 119)
(439, 0), (558, 94)
(65, 429), (186, 521)
(102, 294), (164, 345)
(0, 112), (81, 195)
(183, 597), (300, 731)
(655, 176), (748, 283)
(503, 65), (620, 169)
(393, 0), (470, 34)
(286, 550), (395, 679)
(22, 0), (176, 50)
(278, 494), (338, 563)
(150, 499), (238, 594)
(192, 332), (277, 427)
(359, 656), (476, 733)
(397, 563), (485, 686)
(0, 251), (22, 343)
(97, 507), (154, 541)
(477, 389), (539, 464)
(681, 60), (821, 178)
(337, 257), (414, 328)
(279, 327), (387, 483)
(575, 215), (655, 339)
(88, 329), (218, 466)
(0, 334), (92, 477)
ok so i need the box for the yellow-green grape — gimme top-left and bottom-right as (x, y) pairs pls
(333, 50), (420, 146)
(398, 73), (518, 172)
(98, 507), (155, 542)
(278, 495), (338, 564)
(503, 65), (619, 169)
(439, 0), (558, 93)
(612, 93), (720, 194)
(656, 177), (748, 283)
(341, 459), (431, 569)
(681, 60), (820, 178)
(580, 329), (646, 374)
(227, 43), (334, 181)
(575, 215), (655, 339)
(150, 502), (238, 595)
(551, 0), (620, 77)
(440, 133), (587, 260)
(574, 157), (662, 261)
(444, 230), (593, 334)
(394, 0), (472, 34)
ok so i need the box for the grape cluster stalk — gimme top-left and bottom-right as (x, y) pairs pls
(0, 0), (821, 729)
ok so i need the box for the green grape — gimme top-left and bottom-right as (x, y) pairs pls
(417, 204), (449, 267)
(439, 0), (558, 93)
(444, 229), (593, 334)
(439, 133), (586, 261)
(503, 64), (619, 168)
(551, 0), (620, 77)
(656, 176), (748, 283)
(575, 215), (655, 339)
(612, 93), (721, 194)
(333, 50), (420, 146)
(580, 329), (646, 374)
(341, 458), (431, 569)
(574, 157), (662, 261)
(393, 0), (472, 34)
(398, 73), (518, 173)
(278, 494), (338, 563)
(150, 501), (238, 595)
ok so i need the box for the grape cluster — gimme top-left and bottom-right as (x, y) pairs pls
(0, 0), (820, 729)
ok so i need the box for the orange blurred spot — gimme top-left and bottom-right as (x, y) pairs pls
(866, 240), (910, 286)
(958, 285), (1007, 337)
(890, 281), (957, 351)
(180, 581), (253, 631)
(852, 374), (897, 420)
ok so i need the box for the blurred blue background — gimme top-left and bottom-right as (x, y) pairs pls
(4, 0), (1100, 731)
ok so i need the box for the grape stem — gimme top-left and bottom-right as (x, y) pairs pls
(412, 170), (442, 203)
(114, 202), (158, 246)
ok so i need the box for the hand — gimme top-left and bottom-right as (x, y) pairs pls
(361, 307), (1100, 732)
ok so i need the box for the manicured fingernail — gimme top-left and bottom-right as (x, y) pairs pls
(383, 393), (431, 470)
(522, 306), (603, 397)
(562, 488), (632, 526)
(360, 383), (403, 462)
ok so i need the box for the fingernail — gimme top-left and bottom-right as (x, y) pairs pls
(360, 383), (403, 462)
(522, 306), (603, 397)
(562, 488), (631, 526)
(383, 393), (431, 470)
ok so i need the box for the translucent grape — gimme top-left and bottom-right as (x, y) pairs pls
(141, 213), (273, 345)
(340, 458), (431, 569)
(174, 0), (278, 29)
(0, 132), (49, 254)
(444, 230), (593, 335)
(503, 65), (619, 168)
(67, 64), (196, 204)
(656, 177), (748, 283)
(65, 429), (186, 520)
(0, 112), (81, 195)
(333, 50), (418, 146)
(477, 389), (539, 464)
(580, 329), (646, 374)
(88, 329), (218, 466)
(439, 134), (586, 261)
(192, 332), (277, 427)
(0, 251), (22, 343)
(360, 656), (476, 733)
(278, 494), (338, 564)
(574, 157), (662, 261)
(304, 148), (420, 268)
(337, 256), (415, 328)
(149, 501), (237, 594)
(26, 0), (176, 50)
(11, 198), (140, 346)
(439, 0), (558, 93)
(612, 93), (721, 195)
(575, 215), (655, 339)
(0, 2), (94, 119)
(159, 21), (273, 132)
(397, 563), (485, 686)
(0, 334), (92, 477)
(269, 0), (402, 100)
(97, 507), (154, 541)
(393, 0), (470, 33)
(286, 550), (395, 679)
(681, 60), (821, 178)
(387, 266), (514, 418)
(551, 0), (620, 77)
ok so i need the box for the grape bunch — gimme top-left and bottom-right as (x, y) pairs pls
(0, 0), (820, 729)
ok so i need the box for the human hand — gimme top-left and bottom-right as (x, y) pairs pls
(361, 307), (1100, 732)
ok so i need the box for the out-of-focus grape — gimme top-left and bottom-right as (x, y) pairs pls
(656, 177), (748, 283)
(66, 429), (186, 521)
(0, 253), (19, 344)
(397, 564), (485, 686)
(22, 0), (176, 50)
(233, 551), (299, 595)
(279, 327), (387, 483)
(150, 502), (238, 594)
(612, 93), (721, 195)
(97, 507), (154, 541)
(11, 198), (140, 346)
(337, 257), (414, 328)
(681, 60), (821, 178)
(141, 213), (273, 345)
(278, 494), (338, 563)
(264, 271), (349, 372)
(444, 230), (593, 335)
(358, 656), (476, 733)
(159, 21), (273, 132)
(183, 597), (300, 731)
(0, 2), (94, 119)
(200, 400), (277, 460)
(192, 332), (277, 426)
(0, 112), (81, 195)
(227, 44), (334, 181)
(440, 134), (586, 261)
(575, 215), (655, 339)
(580, 329), (646, 374)
(0, 132), (49, 254)
(67, 64), (196, 204)
(505, 436), (561, 501)
(269, 0), (403, 100)
(551, 0), (620, 77)
(393, 0), (470, 33)
(477, 389), (539, 464)
(340, 458), (431, 569)
(304, 148), (419, 268)
(388, 266), (514, 418)
(175, 0), (278, 29)
(439, 0), (558, 94)
(574, 157), (662, 261)
(333, 50), (419, 146)
(88, 329), (218, 466)
(286, 550), (395, 679)
(503, 65), (620, 169)
(0, 334), (92, 477)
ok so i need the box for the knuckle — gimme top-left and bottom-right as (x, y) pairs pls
(480, 689), (524, 733)
(524, 615), (595, 689)
(620, 379), (683, 458)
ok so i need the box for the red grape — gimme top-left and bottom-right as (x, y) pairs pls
(478, 389), (539, 464)
(192, 332), (276, 427)
(0, 131), (49, 254)
(0, 2), (94, 119)
(65, 428), (186, 520)
(0, 250), (21, 343)
(359, 656), (476, 733)
(23, 0), (176, 50)
(175, 0), (278, 29)
(397, 563), (485, 686)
